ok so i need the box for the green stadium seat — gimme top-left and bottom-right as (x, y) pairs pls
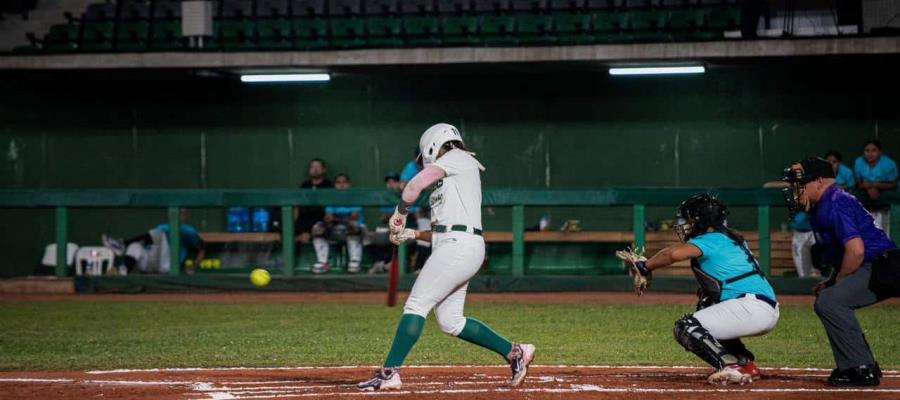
(481, 15), (518, 45)
(149, 20), (184, 50)
(115, 21), (149, 50)
(516, 14), (554, 44)
(593, 12), (627, 32)
(292, 18), (328, 38)
(402, 16), (441, 46)
(330, 18), (365, 38)
(47, 23), (80, 42)
(668, 9), (702, 30)
(81, 21), (114, 51)
(257, 19), (292, 49)
(629, 10), (666, 31)
(552, 13), (594, 44)
(705, 7), (740, 30)
(366, 17), (404, 47)
(440, 16), (481, 46)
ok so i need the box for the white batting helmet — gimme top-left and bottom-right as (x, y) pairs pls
(417, 123), (464, 166)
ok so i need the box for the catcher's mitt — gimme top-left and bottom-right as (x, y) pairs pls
(615, 246), (651, 296)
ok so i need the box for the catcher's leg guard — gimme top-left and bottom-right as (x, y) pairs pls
(720, 339), (754, 364)
(674, 314), (739, 369)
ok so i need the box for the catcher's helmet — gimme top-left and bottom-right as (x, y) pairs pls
(675, 193), (729, 242)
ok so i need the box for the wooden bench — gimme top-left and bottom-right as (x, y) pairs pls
(199, 230), (797, 276)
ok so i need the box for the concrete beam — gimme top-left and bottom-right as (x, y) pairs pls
(1, 37), (899, 70)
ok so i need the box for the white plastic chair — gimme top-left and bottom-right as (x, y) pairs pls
(74, 246), (115, 276)
(41, 243), (79, 267)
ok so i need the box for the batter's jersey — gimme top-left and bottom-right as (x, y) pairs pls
(688, 232), (777, 302)
(429, 149), (483, 230)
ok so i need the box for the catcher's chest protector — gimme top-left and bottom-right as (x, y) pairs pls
(691, 259), (723, 302)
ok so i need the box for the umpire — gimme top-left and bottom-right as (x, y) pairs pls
(783, 158), (900, 386)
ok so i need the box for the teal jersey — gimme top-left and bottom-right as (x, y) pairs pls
(688, 232), (776, 302)
(835, 164), (855, 188)
(854, 155), (898, 183)
(325, 206), (365, 225)
(156, 224), (202, 265)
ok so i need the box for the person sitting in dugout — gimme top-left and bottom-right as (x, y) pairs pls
(617, 193), (779, 386)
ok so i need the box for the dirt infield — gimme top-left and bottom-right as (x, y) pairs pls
(1, 365), (899, 400)
(7, 291), (897, 306)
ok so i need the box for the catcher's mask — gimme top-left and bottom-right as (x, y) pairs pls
(675, 193), (729, 242)
(781, 157), (834, 217)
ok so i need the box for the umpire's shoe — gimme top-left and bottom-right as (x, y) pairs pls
(508, 343), (536, 387)
(356, 367), (401, 391)
(828, 364), (880, 387)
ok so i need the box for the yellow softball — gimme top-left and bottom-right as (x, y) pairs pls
(250, 268), (271, 287)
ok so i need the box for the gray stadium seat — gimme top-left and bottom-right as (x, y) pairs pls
(221, 0), (254, 18)
(400, 0), (436, 14)
(257, 0), (289, 17)
(474, 0), (510, 13)
(363, 0), (398, 15)
(152, 0), (181, 19)
(437, 0), (473, 14)
(328, 0), (362, 16)
(290, 0), (326, 16)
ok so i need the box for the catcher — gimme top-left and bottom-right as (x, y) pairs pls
(616, 193), (780, 385)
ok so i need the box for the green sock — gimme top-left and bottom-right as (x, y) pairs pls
(383, 314), (426, 368)
(457, 318), (514, 359)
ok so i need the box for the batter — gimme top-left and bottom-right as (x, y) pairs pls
(356, 123), (535, 391)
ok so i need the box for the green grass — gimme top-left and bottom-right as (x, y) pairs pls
(1, 300), (898, 371)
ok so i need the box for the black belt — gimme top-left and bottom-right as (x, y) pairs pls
(739, 293), (778, 309)
(433, 224), (483, 236)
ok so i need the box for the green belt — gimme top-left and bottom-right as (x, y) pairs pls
(433, 224), (483, 236)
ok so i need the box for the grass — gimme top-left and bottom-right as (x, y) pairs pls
(0, 300), (898, 371)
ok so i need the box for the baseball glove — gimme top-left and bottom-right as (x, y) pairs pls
(615, 246), (651, 296)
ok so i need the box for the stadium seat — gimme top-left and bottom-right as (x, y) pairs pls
(481, 15), (519, 45)
(152, 0), (181, 19)
(403, 16), (441, 46)
(219, 20), (257, 49)
(366, 17), (403, 47)
(437, 0), (473, 14)
(511, 0), (550, 12)
(585, 0), (614, 10)
(81, 20), (115, 51)
(43, 23), (80, 52)
(705, 7), (740, 30)
(257, 0), (290, 17)
(221, 0), (254, 18)
(120, 0), (150, 20)
(474, 0), (511, 13)
(629, 10), (666, 31)
(400, 0), (436, 15)
(116, 21), (150, 51)
(516, 14), (554, 44)
(258, 19), (291, 47)
(668, 9), (702, 30)
(552, 12), (593, 44)
(363, 0), (398, 15)
(293, 17), (328, 37)
(290, 0), (326, 17)
(330, 17), (365, 47)
(549, 0), (587, 11)
(593, 12), (627, 32)
(329, 0), (362, 16)
(440, 15), (481, 45)
(149, 20), (184, 50)
(84, 2), (117, 21)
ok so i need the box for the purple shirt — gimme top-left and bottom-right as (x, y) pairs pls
(810, 184), (896, 267)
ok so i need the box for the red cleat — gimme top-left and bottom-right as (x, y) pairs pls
(741, 361), (761, 380)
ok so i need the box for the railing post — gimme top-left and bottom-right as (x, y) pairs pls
(168, 207), (181, 276)
(55, 207), (68, 277)
(398, 243), (408, 276)
(633, 204), (646, 251)
(281, 206), (295, 276)
(512, 205), (525, 277)
(892, 204), (900, 245)
(758, 205), (771, 276)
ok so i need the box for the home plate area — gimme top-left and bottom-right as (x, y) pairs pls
(1, 365), (899, 400)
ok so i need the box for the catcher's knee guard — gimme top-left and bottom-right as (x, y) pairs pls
(673, 314), (739, 369)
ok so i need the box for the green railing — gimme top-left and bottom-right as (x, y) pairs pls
(4, 188), (899, 278)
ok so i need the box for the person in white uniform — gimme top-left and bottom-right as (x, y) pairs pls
(617, 194), (780, 386)
(357, 123), (535, 391)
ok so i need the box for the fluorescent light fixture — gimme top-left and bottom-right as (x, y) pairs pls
(609, 66), (705, 76)
(240, 73), (331, 83)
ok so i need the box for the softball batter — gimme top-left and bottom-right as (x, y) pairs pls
(357, 123), (535, 391)
(617, 194), (779, 385)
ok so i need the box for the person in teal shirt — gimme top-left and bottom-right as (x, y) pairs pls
(824, 150), (855, 189)
(618, 194), (778, 385)
(102, 208), (206, 274)
(853, 140), (897, 231)
(312, 173), (366, 273)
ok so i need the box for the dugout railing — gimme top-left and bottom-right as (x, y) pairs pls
(3, 188), (900, 279)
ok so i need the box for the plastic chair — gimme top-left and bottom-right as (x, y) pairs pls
(41, 243), (79, 267)
(74, 246), (115, 276)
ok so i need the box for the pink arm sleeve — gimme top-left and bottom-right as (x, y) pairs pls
(402, 165), (446, 204)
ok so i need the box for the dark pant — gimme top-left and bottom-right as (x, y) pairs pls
(814, 264), (887, 370)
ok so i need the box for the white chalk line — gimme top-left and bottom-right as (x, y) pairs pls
(83, 364), (900, 374)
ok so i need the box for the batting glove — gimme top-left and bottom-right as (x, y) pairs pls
(390, 228), (417, 245)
